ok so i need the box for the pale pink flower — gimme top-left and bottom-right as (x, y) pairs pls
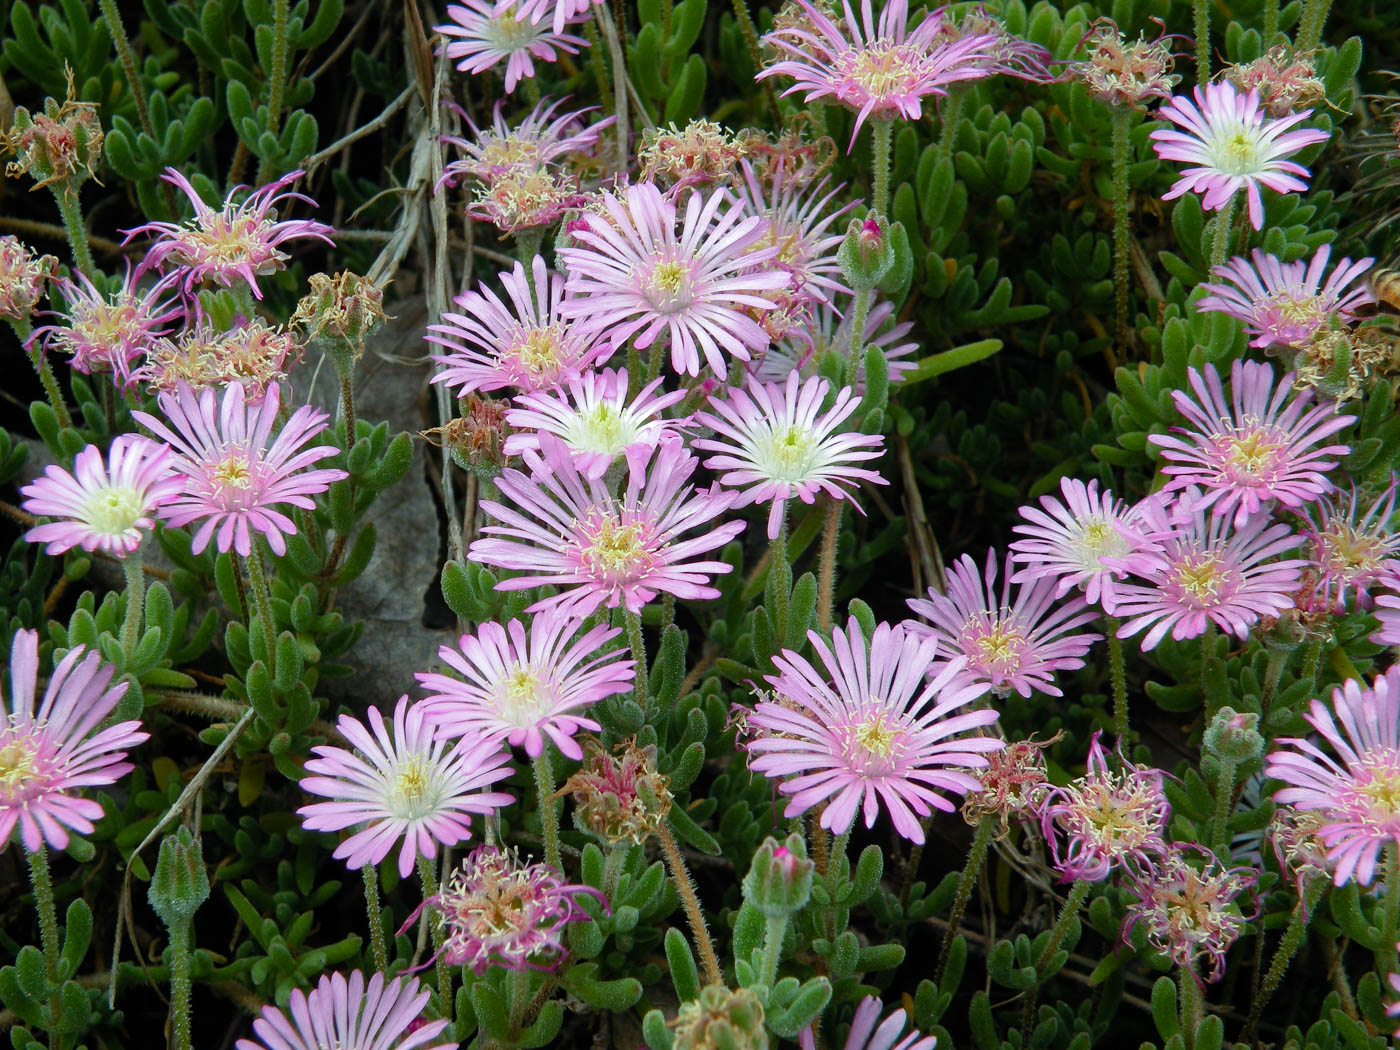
(746, 619), (999, 844)
(436, 0), (587, 93)
(1104, 491), (1305, 649)
(517, 0), (601, 36)
(1149, 360), (1353, 527)
(502, 368), (687, 480)
(132, 381), (347, 557)
(694, 372), (886, 538)
(0, 236), (55, 321)
(31, 266), (183, 383)
(907, 550), (1101, 699)
(469, 434), (745, 614)
(1009, 476), (1147, 608)
(1195, 246), (1375, 349)
(1149, 82), (1329, 229)
(439, 97), (613, 187)
(125, 168), (333, 299)
(416, 609), (634, 760)
(1374, 592), (1400, 646)
(429, 255), (609, 396)
(754, 298), (918, 390)
(0, 629), (148, 852)
(799, 994), (937, 1050)
(22, 435), (182, 558)
(297, 695), (514, 878)
(928, 5), (1056, 83)
(1266, 667), (1400, 886)
(235, 970), (453, 1050)
(1297, 479), (1400, 613)
(758, 0), (1000, 147)
(732, 160), (851, 310)
(466, 166), (588, 233)
(557, 182), (791, 379)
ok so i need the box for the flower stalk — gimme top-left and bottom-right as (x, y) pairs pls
(625, 610), (648, 711)
(871, 117), (894, 216)
(1242, 881), (1323, 1042)
(1109, 108), (1134, 353)
(15, 318), (73, 431)
(658, 819), (723, 987)
(120, 547), (146, 663)
(53, 192), (96, 279)
(533, 749), (562, 870)
(936, 815), (994, 984)
(1107, 617), (1128, 739)
(362, 864), (388, 973)
(416, 853), (454, 1023)
(817, 500), (842, 633)
(242, 549), (278, 678)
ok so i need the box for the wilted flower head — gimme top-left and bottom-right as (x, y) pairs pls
(235, 970), (454, 1050)
(1291, 320), (1396, 402)
(1223, 47), (1326, 118)
(467, 165), (588, 233)
(127, 168), (334, 299)
(424, 395), (513, 477)
(1075, 20), (1178, 109)
(1296, 480), (1400, 612)
(0, 237), (57, 322)
(2, 78), (103, 195)
(1268, 806), (1334, 898)
(136, 317), (303, 402)
(291, 270), (387, 355)
(928, 5), (1056, 83)
(440, 97), (613, 186)
(436, 0), (588, 94)
(962, 733), (1057, 833)
(33, 267), (183, 383)
(0, 629), (149, 852)
(560, 740), (672, 844)
(638, 119), (754, 189)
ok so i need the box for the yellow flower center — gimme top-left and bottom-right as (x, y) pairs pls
(644, 259), (692, 312)
(81, 484), (145, 537)
(0, 735), (42, 802)
(973, 625), (1026, 674)
(1172, 553), (1230, 607)
(1355, 761), (1400, 818)
(1222, 427), (1285, 482)
(568, 402), (631, 454)
(486, 11), (539, 50)
(498, 665), (548, 723)
(1214, 130), (1262, 176)
(577, 515), (655, 584)
(1318, 524), (1385, 577)
(844, 44), (923, 99)
(210, 453), (255, 491)
(761, 424), (817, 482)
(390, 756), (436, 817)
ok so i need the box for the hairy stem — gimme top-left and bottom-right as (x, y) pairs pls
(871, 117), (893, 216)
(1107, 617), (1128, 741)
(53, 191), (96, 280)
(1179, 965), (1203, 1050)
(363, 864), (388, 973)
(1208, 755), (1238, 852)
(267, 0), (291, 137)
(242, 549), (278, 678)
(816, 501), (842, 633)
(596, 6), (630, 176)
(1109, 108), (1134, 354)
(1296, 0), (1334, 51)
(98, 0), (153, 141)
(758, 914), (789, 989)
(15, 318), (73, 431)
(1263, 0), (1280, 42)
(658, 820), (723, 986)
(770, 516), (790, 640)
(1242, 882), (1323, 1042)
(416, 854), (454, 1023)
(1261, 647), (1288, 711)
(27, 847), (67, 1050)
(120, 549), (146, 663)
(1024, 879), (1091, 1029)
(626, 610), (649, 711)
(339, 373), (357, 448)
(168, 922), (194, 1050)
(1194, 0), (1211, 83)
(533, 749), (562, 871)
(936, 87), (966, 166)
(1207, 198), (1237, 270)
(730, 0), (781, 120)
(936, 815), (994, 985)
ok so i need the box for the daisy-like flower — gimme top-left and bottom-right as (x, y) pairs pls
(235, 970), (453, 1050)
(1149, 360), (1354, 526)
(557, 181), (791, 379)
(132, 381), (347, 557)
(799, 994), (937, 1050)
(1265, 667), (1400, 886)
(297, 695), (514, 877)
(694, 372), (886, 538)
(1195, 246), (1375, 350)
(0, 236), (56, 322)
(928, 5), (1056, 84)
(1297, 479), (1400, 612)
(416, 610), (634, 760)
(732, 160), (851, 310)
(0, 629), (149, 852)
(755, 297), (918, 390)
(439, 97), (613, 187)
(1009, 476), (1147, 608)
(470, 434), (745, 614)
(466, 166), (588, 233)
(518, 0), (600, 36)
(1148, 81), (1330, 229)
(21, 435), (182, 558)
(1121, 845), (1256, 983)
(757, 0), (1000, 147)
(907, 550), (1101, 699)
(411, 844), (605, 972)
(746, 618), (1000, 844)
(1039, 731), (1171, 882)
(1374, 592), (1400, 646)
(1105, 491), (1305, 649)
(31, 267), (183, 383)
(1075, 21), (1179, 110)
(429, 255), (608, 396)
(502, 368), (687, 480)
(125, 168), (334, 299)
(436, 0), (587, 94)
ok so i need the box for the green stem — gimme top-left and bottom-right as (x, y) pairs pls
(533, 749), (562, 871)
(362, 864), (388, 973)
(1296, 0), (1334, 50)
(509, 967), (532, 1030)
(1024, 879), (1091, 1028)
(626, 610), (648, 711)
(936, 816), (994, 985)
(120, 549), (146, 663)
(730, 0), (781, 121)
(758, 914), (789, 988)
(816, 501), (842, 633)
(596, 6), (630, 176)
(1107, 617), (1128, 741)
(27, 848), (66, 1049)
(1194, 0), (1211, 84)
(582, 19), (615, 118)
(1109, 108), (1134, 353)
(242, 550), (278, 678)
(1261, 647), (1288, 712)
(267, 0), (290, 137)
(936, 87), (966, 166)
(53, 191), (95, 280)
(846, 288), (874, 377)
(417, 854), (454, 1023)
(1263, 0), (1280, 43)
(339, 372), (357, 447)
(658, 820), (723, 986)
(1208, 756), (1237, 852)
(1382, 843), (1400, 976)
(871, 118), (893, 216)
(1179, 965), (1204, 1050)
(168, 922), (194, 1050)
(15, 318), (74, 431)
(97, 0), (153, 142)
(1208, 198), (1237, 270)
(1301, 637), (1325, 690)
(1242, 882), (1323, 1042)
(770, 516), (790, 640)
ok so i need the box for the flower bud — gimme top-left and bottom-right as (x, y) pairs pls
(2, 73), (104, 197)
(148, 827), (210, 929)
(1257, 610), (1308, 652)
(837, 214), (895, 291)
(1202, 706), (1264, 765)
(291, 271), (387, 368)
(741, 833), (814, 918)
(673, 985), (768, 1050)
(0, 236), (57, 322)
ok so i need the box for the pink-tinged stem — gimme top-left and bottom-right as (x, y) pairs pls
(658, 820), (723, 987)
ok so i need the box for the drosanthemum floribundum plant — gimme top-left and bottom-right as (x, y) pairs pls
(1195, 245), (1375, 349)
(435, 0), (587, 94)
(135, 317), (303, 403)
(21, 435), (182, 558)
(1266, 666), (1400, 886)
(755, 297), (918, 391)
(1039, 731), (1171, 882)
(411, 844), (605, 972)
(468, 433), (746, 615)
(1149, 360), (1354, 527)
(416, 609), (635, 760)
(502, 368), (687, 480)
(429, 255), (608, 395)
(1297, 480), (1400, 612)
(297, 695), (514, 877)
(133, 381), (347, 557)
(438, 97), (613, 186)
(1105, 491), (1305, 649)
(235, 970), (453, 1050)
(1149, 81), (1329, 229)
(1009, 476), (1146, 608)
(0, 629), (149, 852)
(906, 549), (1101, 699)
(557, 181), (791, 379)
(693, 372), (887, 538)
(31, 266), (183, 383)
(746, 619), (1000, 843)
(799, 993), (937, 1050)
(126, 168), (333, 299)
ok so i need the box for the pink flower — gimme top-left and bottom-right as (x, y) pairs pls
(758, 0), (1000, 147)
(1009, 476), (1147, 608)
(929, 6), (1056, 83)
(746, 619), (999, 843)
(1104, 492), (1305, 649)
(125, 168), (333, 299)
(1374, 592), (1400, 646)
(1195, 246), (1375, 349)
(755, 297), (918, 391)
(1149, 360), (1354, 526)
(235, 970), (453, 1050)
(1266, 667), (1400, 886)
(503, 368), (687, 480)
(465, 166), (588, 233)
(436, 0), (587, 93)
(694, 372), (886, 538)
(0, 630), (148, 852)
(517, 0), (601, 35)
(907, 550), (1101, 699)
(416, 609), (634, 760)
(439, 97), (614, 187)
(133, 381), (347, 557)
(22, 435), (182, 558)
(0, 236), (55, 321)
(297, 695), (514, 878)
(799, 994), (937, 1050)
(469, 434), (745, 615)
(31, 266), (183, 384)
(1297, 480), (1400, 613)
(1149, 82), (1329, 229)
(429, 255), (609, 396)
(135, 316), (303, 404)
(557, 182), (791, 379)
